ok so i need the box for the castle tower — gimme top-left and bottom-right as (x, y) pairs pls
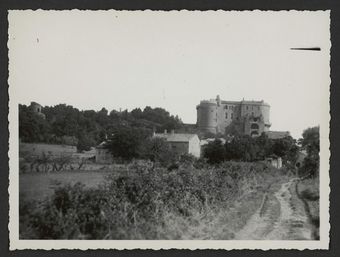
(29, 102), (46, 119)
(196, 97), (218, 134)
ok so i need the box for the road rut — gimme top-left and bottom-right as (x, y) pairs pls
(235, 179), (314, 240)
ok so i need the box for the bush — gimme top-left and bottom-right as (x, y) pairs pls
(105, 126), (151, 160)
(298, 126), (320, 178)
(143, 137), (178, 167)
(203, 139), (226, 164)
(20, 161), (288, 239)
(21, 183), (108, 239)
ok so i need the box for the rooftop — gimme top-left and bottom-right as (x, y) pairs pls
(265, 131), (290, 140)
(199, 96), (269, 106)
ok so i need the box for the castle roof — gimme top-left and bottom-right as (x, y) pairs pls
(198, 97), (269, 106)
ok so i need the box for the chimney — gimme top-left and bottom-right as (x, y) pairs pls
(216, 95), (221, 106)
(164, 129), (167, 134)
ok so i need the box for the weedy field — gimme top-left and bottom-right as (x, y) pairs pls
(19, 161), (293, 239)
(296, 177), (320, 239)
(20, 170), (110, 202)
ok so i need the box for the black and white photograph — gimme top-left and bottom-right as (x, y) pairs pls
(8, 10), (330, 250)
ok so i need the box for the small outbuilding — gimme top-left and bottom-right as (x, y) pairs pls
(95, 141), (113, 164)
(265, 155), (282, 169)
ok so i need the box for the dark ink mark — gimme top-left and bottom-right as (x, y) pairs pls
(290, 47), (321, 51)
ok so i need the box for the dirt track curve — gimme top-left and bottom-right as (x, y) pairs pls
(235, 178), (315, 240)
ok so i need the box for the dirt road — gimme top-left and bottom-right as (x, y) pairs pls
(235, 178), (315, 240)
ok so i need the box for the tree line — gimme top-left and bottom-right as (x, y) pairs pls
(203, 127), (320, 177)
(19, 103), (184, 151)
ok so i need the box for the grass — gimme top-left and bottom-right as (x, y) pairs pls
(19, 170), (111, 202)
(296, 177), (320, 239)
(298, 177), (319, 219)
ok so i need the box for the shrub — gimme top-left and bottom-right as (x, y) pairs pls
(298, 126), (320, 178)
(20, 161), (289, 239)
(143, 137), (178, 167)
(203, 139), (226, 164)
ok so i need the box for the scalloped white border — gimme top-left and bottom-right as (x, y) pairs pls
(8, 9), (330, 250)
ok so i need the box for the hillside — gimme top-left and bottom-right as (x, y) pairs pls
(19, 103), (185, 151)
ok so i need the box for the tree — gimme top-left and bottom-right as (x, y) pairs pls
(19, 104), (51, 143)
(299, 127), (320, 154)
(299, 126), (320, 177)
(77, 132), (96, 152)
(225, 135), (259, 162)
(143, 137), (178, 167)
(203, 139), (226, 164)
(105, 127), (151, 160)
(271, 136), (297, 159)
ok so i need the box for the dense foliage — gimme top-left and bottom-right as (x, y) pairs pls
(19, 104), (184, 151)
(299, 126), (320, 177)
(203, 139), (226, 164)
(20, 161), (289, 239)
(104, 126), (151, 160)
(203, 133), (299, 164)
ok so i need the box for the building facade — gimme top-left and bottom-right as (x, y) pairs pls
(153, 131), (201, 158)
(95, 141), (114, 164)
(196, 95), (271, 137)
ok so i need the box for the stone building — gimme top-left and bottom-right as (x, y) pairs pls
(29, 101), (46, 119)
(196, 95), (271, 137)
(153, 130), (201, 158)
(95, 141), (114, 164)
(265, 155), (283, 169)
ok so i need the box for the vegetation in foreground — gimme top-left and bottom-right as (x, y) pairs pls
(19, 161), (291, 239)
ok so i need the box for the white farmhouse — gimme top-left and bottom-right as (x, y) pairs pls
(153, 130), (201, 158)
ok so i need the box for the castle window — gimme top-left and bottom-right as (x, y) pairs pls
(225, 105), (228, 109)
(225, 112), (228, 119)
(231, 113), (234, 119)
(246, 106), (249, 110)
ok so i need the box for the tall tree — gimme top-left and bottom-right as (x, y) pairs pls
(203, 139), (226, 164)
(299, 126), (320, 177)
(105, 127), (151, 160)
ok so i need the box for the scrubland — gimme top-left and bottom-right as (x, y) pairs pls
(19, 161), (292, 239)
(297, 177), (320, 239)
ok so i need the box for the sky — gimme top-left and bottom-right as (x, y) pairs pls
(8, 10), (330, 139)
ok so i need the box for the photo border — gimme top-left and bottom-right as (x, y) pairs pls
(1, 0), (339, 256)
